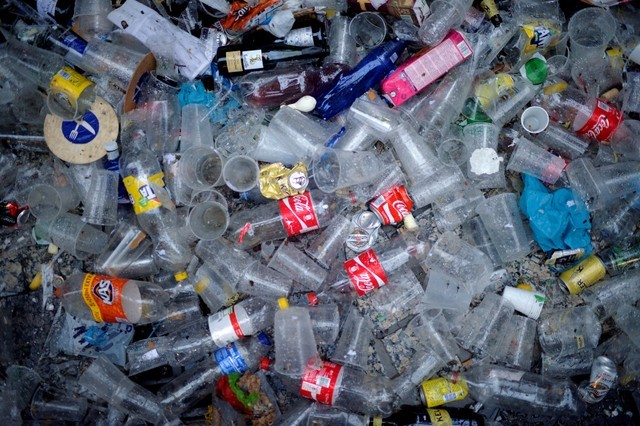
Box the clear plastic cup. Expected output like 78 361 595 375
81 169 119 226
475 193 531 264
222 155 260 192
268 241 328 292
461 215 502 267
180 104 213 152
312 148 385 193
239 263 293 299
437 138 469 166
178 145 225 190
495 315 537 370
532 122 589 160
30 387 88 422
386 122 440 185
188 201 229 241
327 15 357 68
28 183 80 221
308 304 340 345
507 137 565 184
332 120 377 152
408 164 466 209
538 306 602 358
35 213 108 259
331 307 372 370
433 188 484 232
274 303 319 377
455 293 515 359
568 8 617 61
349 12 387 48
422 268 473 314
305 215 354 268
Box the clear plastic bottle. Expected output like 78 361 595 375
452 364 583 415
333 233 430 296
127 297 275 374
120 130 191 272
228 189 353 249
298 358 395 416
157 333 271 415
55 273 169 324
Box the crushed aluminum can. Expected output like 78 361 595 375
368 185 413 225
1 201 30 228
346 210 381 253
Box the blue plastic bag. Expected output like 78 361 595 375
519 174 592 255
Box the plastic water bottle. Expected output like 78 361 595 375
158 333 272 415
127 298 275 374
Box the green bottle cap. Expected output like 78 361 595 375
521 56 548 85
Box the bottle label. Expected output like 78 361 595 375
300 359 343 405
420 377 468 408
214 343 249 375
37 0 57 17
81 274 129 323
576 100 624 142
49 67 94 112
343 249 388 296
225 51 244 73
427 408 453 426
559 255 606 295
208 305 254 347
522 24 561 54
278 191 320 236
284 27 314 47
369 186 413 225
62 34 88 54
123 172 166 215
242 50 264 71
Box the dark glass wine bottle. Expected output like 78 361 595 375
25 0 75 26
216 42 329 77
370 406 485 426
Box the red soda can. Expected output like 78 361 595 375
368 186 413 225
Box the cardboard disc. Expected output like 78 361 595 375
124 52 156 113
44 97 119 164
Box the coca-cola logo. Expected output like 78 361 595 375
291 194 312 214
352 273 376 293
586 115 610 139
392 200 409 217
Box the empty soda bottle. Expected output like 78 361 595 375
127 297 275 374
228 189 353 249
55 272 169 324
120 130 191 272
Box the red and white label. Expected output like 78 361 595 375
576 100 623 142
208 305 253 347
278 191 320 236
369 186 413 225
344 249 389 296
300 359 344 405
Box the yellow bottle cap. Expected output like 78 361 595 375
48 244 58 254
543 80 568 95
29 271 43 291
174 271 188 281
278 298 289 309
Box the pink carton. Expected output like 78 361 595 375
381 30 473 107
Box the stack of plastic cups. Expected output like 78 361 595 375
507 137 566 184
566 158 640 211
475 193 531 264
73 0 114 40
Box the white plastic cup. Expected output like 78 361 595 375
521 106 550 134
502 286 546 320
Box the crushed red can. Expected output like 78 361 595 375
368 186 413 225
1 201 29 228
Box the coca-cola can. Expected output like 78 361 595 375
368 185 413 225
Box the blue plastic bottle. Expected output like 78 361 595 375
313 39 407 120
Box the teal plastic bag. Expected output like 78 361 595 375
519 174 591 255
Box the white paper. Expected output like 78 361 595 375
108 0 213 80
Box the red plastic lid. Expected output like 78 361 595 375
307 292 319 306
260 357 271 371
